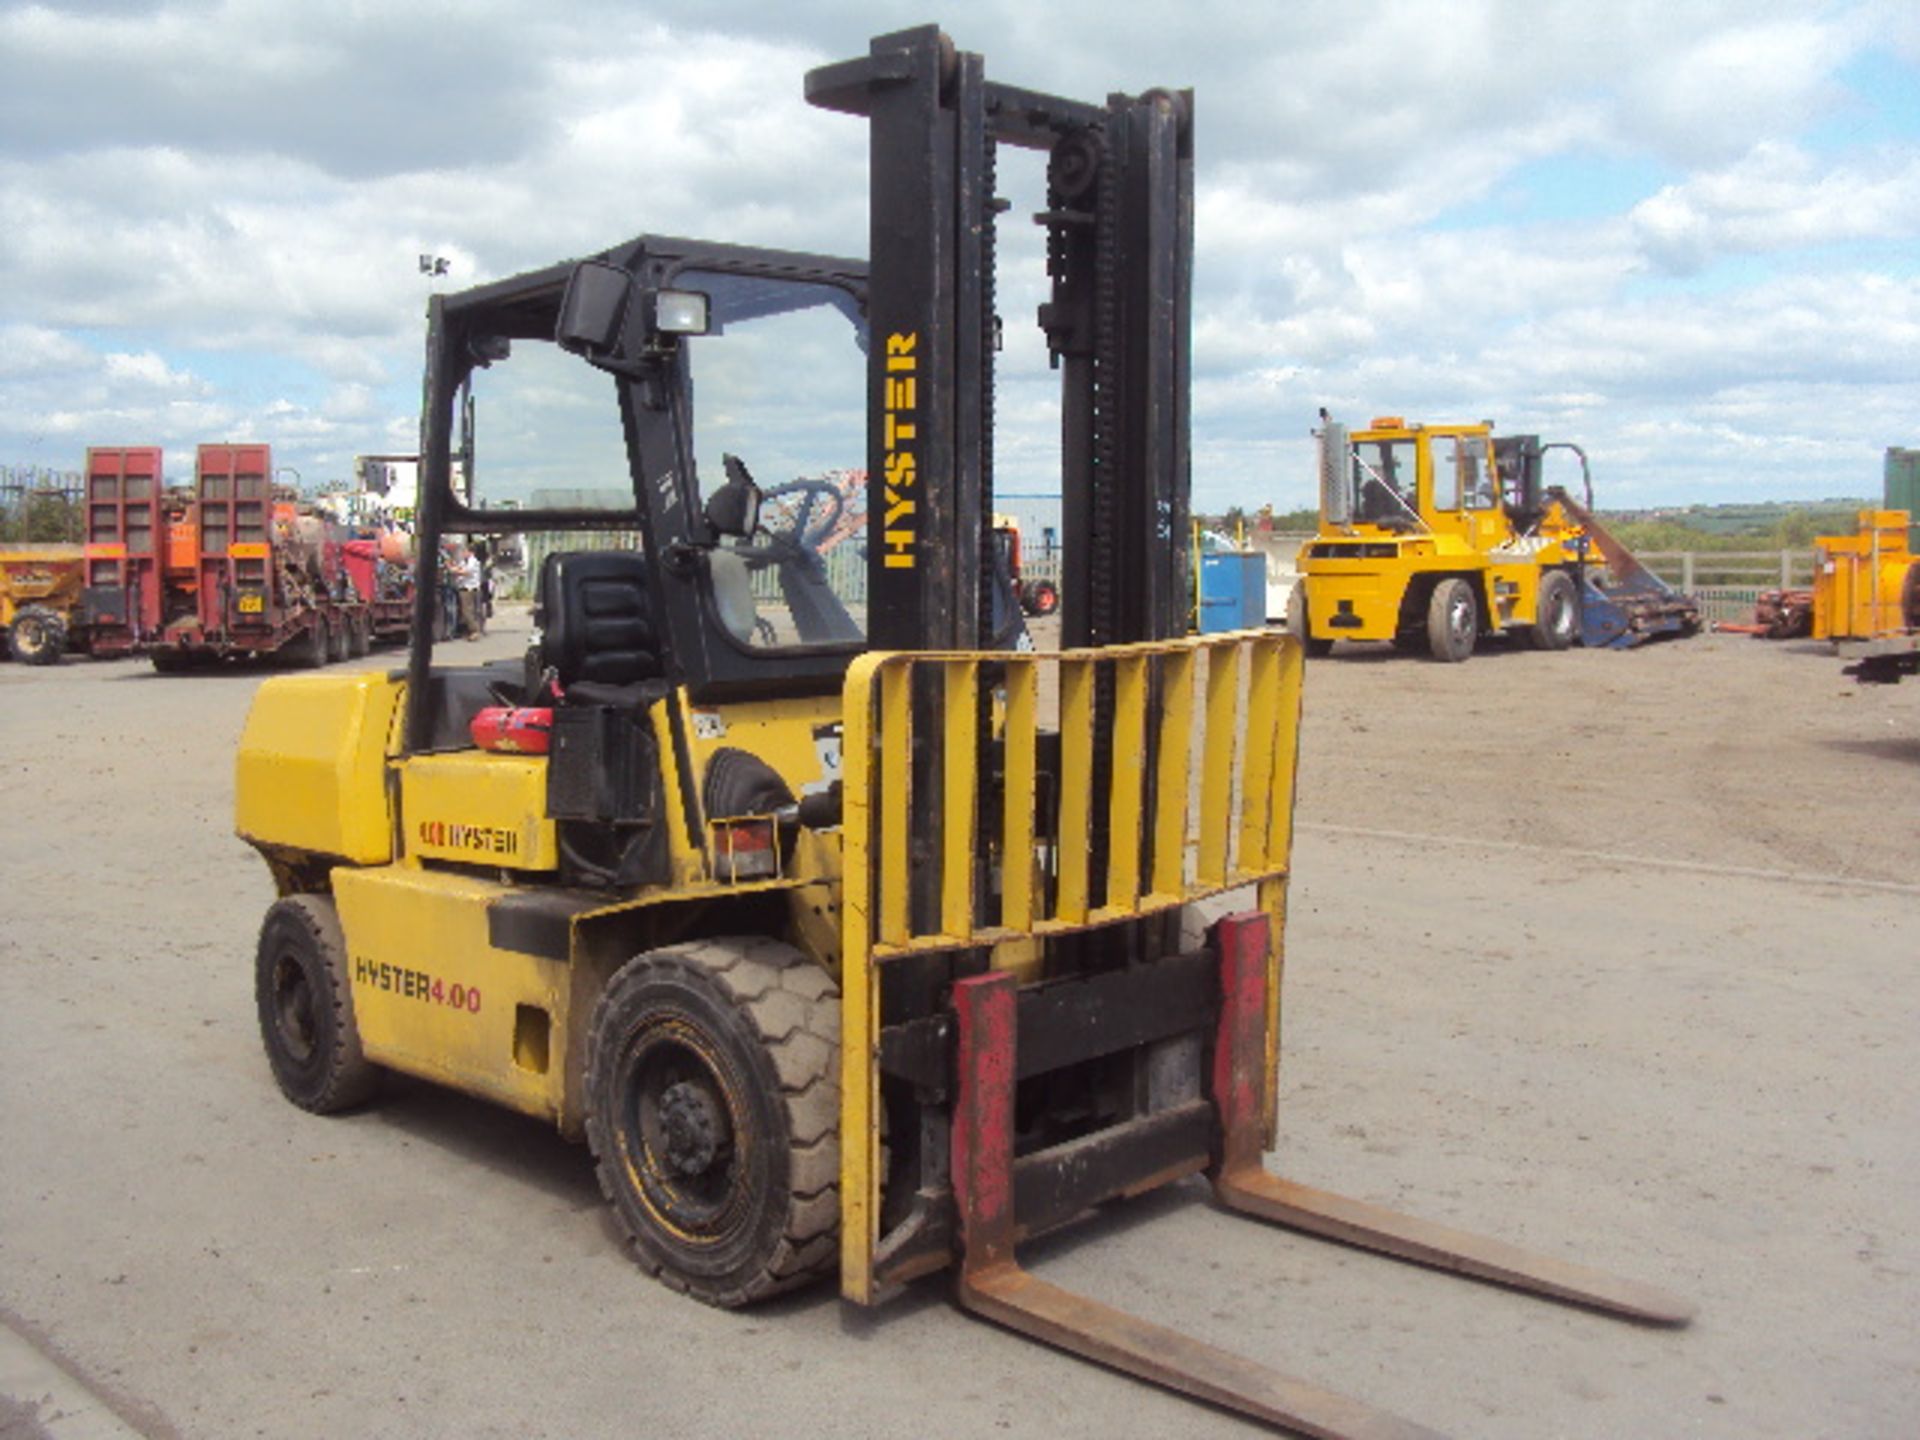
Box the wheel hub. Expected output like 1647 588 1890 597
273 956 316 1063
657 1078 729 1176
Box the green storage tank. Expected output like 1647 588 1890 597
1889 447 1920 550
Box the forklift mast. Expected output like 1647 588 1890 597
807 25 1193 652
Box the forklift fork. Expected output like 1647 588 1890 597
949 913 1692 1440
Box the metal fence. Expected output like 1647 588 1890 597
504 544 1805 625
1635 551 1814 625
1636 550 1814 590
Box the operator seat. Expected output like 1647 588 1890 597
707 547 762 646
533 549 663 707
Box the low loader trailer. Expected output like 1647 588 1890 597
83 443 411 670
235 27 1690 1438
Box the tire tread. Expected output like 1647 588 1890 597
584 936 839 1308
257 894 377 1113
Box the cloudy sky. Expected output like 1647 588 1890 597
2 0 1915 514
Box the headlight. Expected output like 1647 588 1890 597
654 289 710 335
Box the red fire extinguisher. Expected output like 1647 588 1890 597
469 707 553 755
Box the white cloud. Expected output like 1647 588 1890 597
0 323 93 379
1631 141 1920 272
0 0 1913 503
1615 14 1854 163
100 351 204 392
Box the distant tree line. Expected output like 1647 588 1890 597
1196 504 1319 535
1197 497 1863 550
0 469 84 543
1605 504 1867 553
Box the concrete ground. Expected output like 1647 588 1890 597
2 612 1916 1439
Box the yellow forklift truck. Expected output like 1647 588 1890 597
1291 415 1594 661
236 26 1688 1437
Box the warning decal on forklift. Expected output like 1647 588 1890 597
353 956 482 1012
812 723 841 780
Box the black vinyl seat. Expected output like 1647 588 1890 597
534 550 663 707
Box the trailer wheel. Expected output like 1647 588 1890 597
1529 571 1578 651
8 605 67 665
1286 584 1333 657
255 894 377 1114
348 616 371 658
1023 580 1059 617
280 624 323 669
1426 578 1477 662
326 618 351 664
586 937 839 1308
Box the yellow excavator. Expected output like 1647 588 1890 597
234 26 1690 1437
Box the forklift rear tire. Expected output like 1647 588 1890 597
255 895 377 1114
1529 571 1578 651
8 605 67 665
1427 578 1477 662
586 937 840 1308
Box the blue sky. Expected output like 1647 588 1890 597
1 0 1916 515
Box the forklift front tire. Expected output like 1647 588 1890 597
255 894 377 1114
586 938 840 1308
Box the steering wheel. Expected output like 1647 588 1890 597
757 478 846 552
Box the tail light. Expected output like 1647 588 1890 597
711 816 779 881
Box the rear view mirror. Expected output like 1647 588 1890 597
706 454 762 538
556 261 633 359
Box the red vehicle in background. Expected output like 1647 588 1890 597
993 513 1059 617
82 443 414 670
